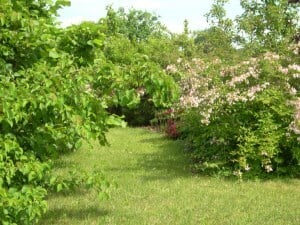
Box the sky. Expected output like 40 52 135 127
58 0 243 33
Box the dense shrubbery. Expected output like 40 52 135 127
58 7 181 126
96 9 180 125
174 48 300 177
166 0 300 178
0 1 116 224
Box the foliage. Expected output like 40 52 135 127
237 0 300 53
195 0 236 58
205 0 234 33
58 21 104 66
0 0 70 71
2 0 299 223
100 6 167 42
97 29 179 125
193 27 236 59
175 45 300 177
159 0 300 178
151 108 180 138
102 53 179 126
0 1 123 224
57 9 180 126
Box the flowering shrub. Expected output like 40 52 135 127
166 119 180 138
151 108 181 138
170 43 300 177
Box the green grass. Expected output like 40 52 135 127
39 127 300 225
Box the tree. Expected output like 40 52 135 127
237 0 300 53
190 0 237 59
193 27 236 58
58 21 104 66
0 1 116 223
99 6 167 42
0 0 71 70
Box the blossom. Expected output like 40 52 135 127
289 41 300 55
136 87 145 96
289 98 300 135
200 118 210 125
227 66 259 87
293 73 300 78
288 64 300 72
233 170 242 177
246 83 269 101
166 64 177 73
177 58 183 63
226 91 246 105
264 165 273 173
264 52 280 60
212 58 222 64
245 164 251 171
278 66 289 74
290 87 297 95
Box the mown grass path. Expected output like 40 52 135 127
40 128 300 225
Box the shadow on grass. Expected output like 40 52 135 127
46 188 92 199
104 135 193 181
40 206 109 224
135 135 193 181
137 131 300 183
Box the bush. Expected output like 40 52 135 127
99 53 179 126
0 1 117 223
173 46 300 178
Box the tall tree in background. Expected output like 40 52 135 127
100 6 167 42
237 0 299 53
193 0 236 59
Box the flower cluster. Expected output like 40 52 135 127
166 64 177 73
289 41 300 55
289 98 300 135
263 52 280 61
172 50 300 128
227 65 259 87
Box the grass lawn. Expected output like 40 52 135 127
39 127 300 225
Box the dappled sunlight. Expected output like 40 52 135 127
136 137 191 181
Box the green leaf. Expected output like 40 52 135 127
56 183 63 192
28 172 36 182
106 115 127 127
93 39 103 47
87 40 94 46
49 177 56 186
0 15 5 26
49 49 59 58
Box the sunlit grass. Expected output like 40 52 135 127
40 127 300 225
